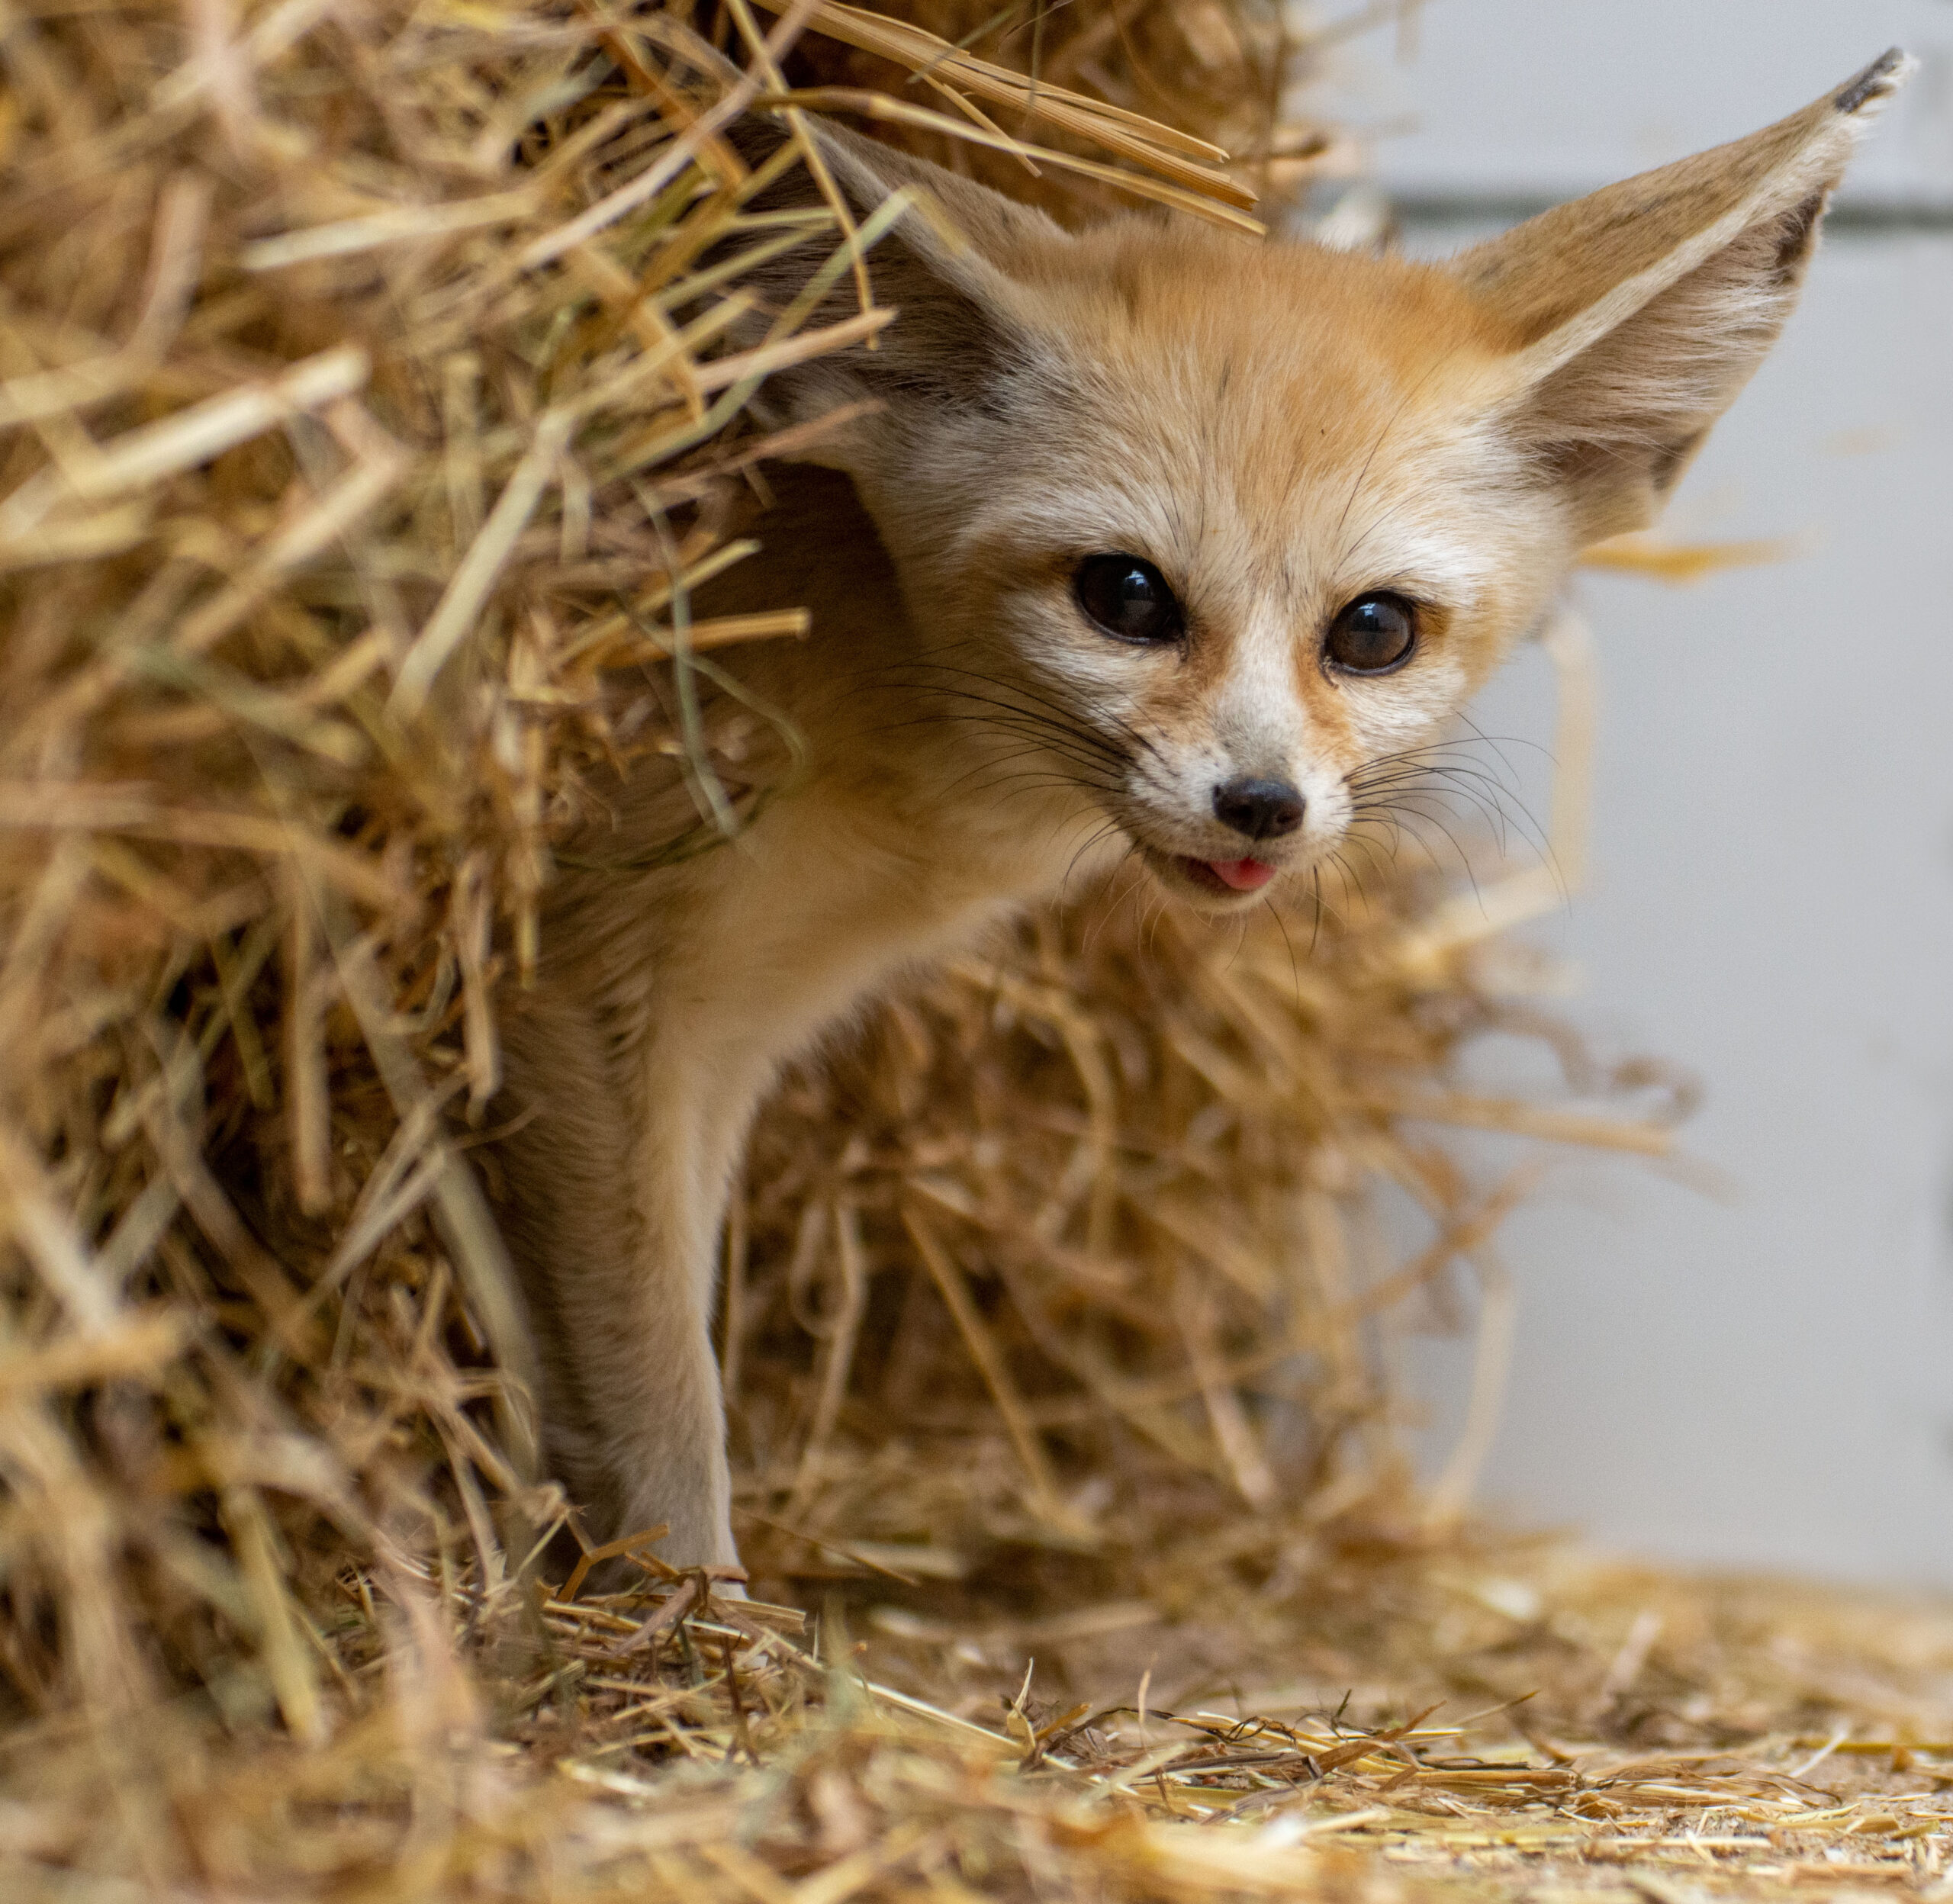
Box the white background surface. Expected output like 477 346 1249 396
1342 0 1953 207
1334 5 1953 1586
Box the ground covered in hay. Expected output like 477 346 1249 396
9 1528 1953 1899
3 0 1948 1896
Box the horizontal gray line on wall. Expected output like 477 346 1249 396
1385 192 1953 233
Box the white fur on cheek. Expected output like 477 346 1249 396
1347 652 1469 756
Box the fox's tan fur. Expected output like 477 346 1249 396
491 56 1907 1570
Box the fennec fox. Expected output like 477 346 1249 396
493 55 1906 1571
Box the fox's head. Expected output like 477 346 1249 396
740 53 1904 909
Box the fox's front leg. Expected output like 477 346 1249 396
598 1043 755 1569
494 987 742 1570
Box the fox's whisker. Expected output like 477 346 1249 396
886 642 1171 767
882 662 1145 768
1262 892 1305 1017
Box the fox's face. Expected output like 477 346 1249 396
848 238 1553 910
747 53 1904 909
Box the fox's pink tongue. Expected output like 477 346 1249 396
1205 857 1275 892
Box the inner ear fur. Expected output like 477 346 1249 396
1455 50 1910 544
716 118 1063 449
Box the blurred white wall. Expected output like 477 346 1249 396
1332 3 1953 1586
1351 0 1953 210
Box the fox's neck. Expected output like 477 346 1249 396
687 464 1110 898
541 466 1113 1098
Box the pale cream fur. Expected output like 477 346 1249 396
489 55 1907 1570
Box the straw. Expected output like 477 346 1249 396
7 2 1939 1899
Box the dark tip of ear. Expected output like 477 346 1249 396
1835 47 1907 116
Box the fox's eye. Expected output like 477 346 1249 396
1325 593 1417 674
1073 553 1183 645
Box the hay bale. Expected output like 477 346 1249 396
729 879 1570 1597
777 0 1356 214
0 0 1363 1734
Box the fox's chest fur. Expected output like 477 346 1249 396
487 58 1904 1574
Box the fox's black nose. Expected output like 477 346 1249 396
1212 776 1305 841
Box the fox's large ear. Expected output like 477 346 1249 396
1455 50 1910 544
717 120 1061 465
